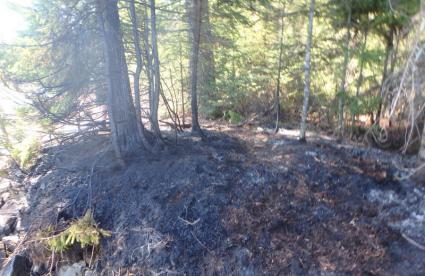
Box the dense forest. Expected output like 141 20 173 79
0 0 425 275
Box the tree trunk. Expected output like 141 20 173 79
376 28 394 125
129 0 151 148
142 1 154 115
97 0 142 160
149 0 162 137
299 0 315 141
129 0 142 125
350 28 368 132
337 1 352 140
198 0 216 108
275 9 285 133
390 33 400 74
420 121 425 160
188 0 202 133
179 41 186 126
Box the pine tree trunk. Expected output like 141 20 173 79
129 0 142 125
275 9 285 133
188 0 202 133
337 1 352 140
142 1 154 115
149 0 162 137
179 41 186 126
198 0 216 108
351 28 368 132
97 0 142 160
129 0 151 148
299 0 315 141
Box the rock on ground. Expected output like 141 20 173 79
58 262 86 276
0 255 32 276
0 215 17 237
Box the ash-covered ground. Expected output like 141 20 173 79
2 123 425 275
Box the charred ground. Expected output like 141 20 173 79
8 123 425 275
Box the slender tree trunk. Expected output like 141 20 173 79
149 0 162 137
129 0 142 124
390 33 400 74
275 9 285 133
198 0 216 108
337 1 352 140
129 0 151 148
351 28 368 132
179 41 186 126
420 121 425 160
188 0 202 133
142 1 154 114
376 28 394 125
97 0 142 160
299 0 315 141
414 73 425 159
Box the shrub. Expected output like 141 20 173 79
41 210 111 253
224 110 245 124
11 137 41 169
203 105 224 120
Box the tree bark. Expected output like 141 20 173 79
97 0 142 160
198 0 216 108
149 0 162 137
376 28 394 125
420 121 425 160
188 0 203 133
179 41 186 126
299 0 315 141
351 28 368 131
129 0 142 125
142 1 154 115
275 8 285 133
337 0 352 140
129 0 152 149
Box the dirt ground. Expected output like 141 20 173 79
13 122 425 275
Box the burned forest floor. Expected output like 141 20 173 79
2 122 425 275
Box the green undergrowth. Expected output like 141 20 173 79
39 210 111 253
224 110 245 124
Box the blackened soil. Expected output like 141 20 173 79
22 124 425 275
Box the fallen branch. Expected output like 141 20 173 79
178 216 200 226
401 232 425 251
393 161 425 181
190 231 213 255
